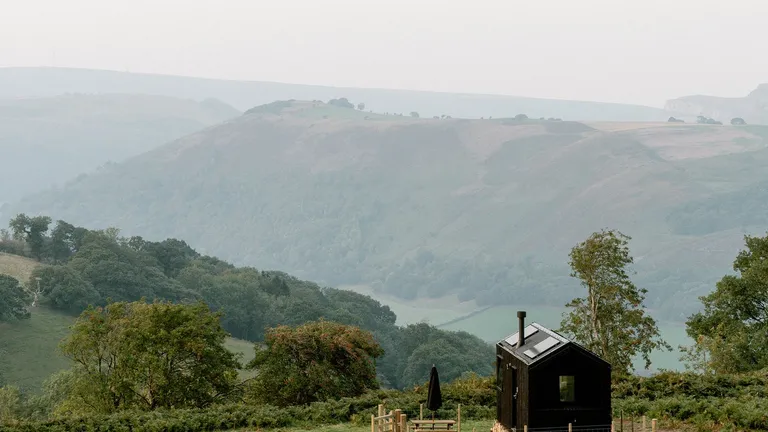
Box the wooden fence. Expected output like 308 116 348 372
492 416 658 432
372 405 408 432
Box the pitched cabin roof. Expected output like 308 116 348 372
497 322 609 368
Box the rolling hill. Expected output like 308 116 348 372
0 67 676 122
5 101 768 325
0 93 240 205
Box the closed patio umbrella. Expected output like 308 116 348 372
426 364 442 419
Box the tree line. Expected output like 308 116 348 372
0 214 493 391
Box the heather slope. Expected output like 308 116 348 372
0 93 240 204
7 101 768 322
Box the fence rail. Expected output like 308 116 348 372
493 416 658 432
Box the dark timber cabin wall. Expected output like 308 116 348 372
496 311 612 431
528 346 612 427
496 344 530 428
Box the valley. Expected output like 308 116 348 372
6 100 767 325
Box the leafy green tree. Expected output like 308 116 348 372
30 266 101 313
127 237 200 277
248 320 383 406
49 220 88 263
684 233 768 374
410 111 420 118
66 231 189 303
59 301 240 413
357 103 366 111
559 229 670 376
0 275 31 322
393 323 493 388
8 214 52 260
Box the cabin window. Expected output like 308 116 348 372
559 376 575 402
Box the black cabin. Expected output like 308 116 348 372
495 311 611 431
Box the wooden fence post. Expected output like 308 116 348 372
611 421 615 432
642 416 646 432
651 419 657 432
401 413 408 432
620 411 623 432
379 404 384 417
394 410 402 432
523 426 528 432
568 423 572 432
420 403 423 420
457 404 461 432
371 414 375 432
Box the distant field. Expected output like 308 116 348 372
0 252 38 283
437 304 691 373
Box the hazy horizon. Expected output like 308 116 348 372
3 0 768 108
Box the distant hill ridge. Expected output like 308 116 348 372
7 100 768 323
0 92 240 204
0 67 675 121
665 84 768 125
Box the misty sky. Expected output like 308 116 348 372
2 0 767 107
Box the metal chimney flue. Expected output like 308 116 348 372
517 311 527 348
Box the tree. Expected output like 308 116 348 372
59 301 240 413
515 114 528 120
684 233 768 374
731 117 747 125
248 320 383 406
668 116 684 123
328 98 355 109
0 275 31 322
49 220 88 263
410 111 420 118
30 266 101 313
357 103 366 111
559 229 670 376
8 214 52 260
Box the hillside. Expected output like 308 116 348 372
0 253 38 282
665 84 768 125
0 67 675 122
6 101 768 324
0 93 240 205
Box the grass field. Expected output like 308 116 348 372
0 252 38 283
0 306 73 391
